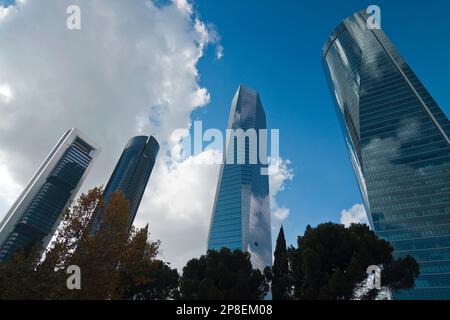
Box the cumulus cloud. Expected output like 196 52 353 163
0 5 11 21
0 0 217 259
173 0 193 15
340 203 369 227
135 149 222 269
0 0 290 270
0 0 217 183
215 44 224 60
0 83 12 103
0 151 23 213
0 1 218 169
134 152 294 269
269 158 294 222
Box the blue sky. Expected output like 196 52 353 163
191 0 450 247
0 0 14 7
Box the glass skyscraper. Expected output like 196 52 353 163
90 135 159 233
323 10 450 299
208 85 272 271
0 128 100 262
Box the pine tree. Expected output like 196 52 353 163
289 223 420 300
179 248 269 300
272 225 290 299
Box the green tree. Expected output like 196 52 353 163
179 248 269 300
0 246 46 299
122 260 180 300
288 223 420 300
272 225 291 299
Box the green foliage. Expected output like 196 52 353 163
288 222 420 300
122 260 180 300
179 248 269 300
272 225 291 300
0 191 420 301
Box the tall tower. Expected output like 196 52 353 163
0 128 100 261
323 10 450 299
208 85 272 271
90 136 159 233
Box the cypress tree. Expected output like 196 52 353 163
272 225 290 299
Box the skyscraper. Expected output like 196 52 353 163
0 128 100 262
90 135 159 233
208 85 272 271
323 10 450 299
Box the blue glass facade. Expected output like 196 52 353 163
90 136 159 233
208 85 272 271
323 11 450 299
0 130 98 262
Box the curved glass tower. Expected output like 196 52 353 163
323 10 450 299
0 128 100 261
208 85 272 271
90 135 159 233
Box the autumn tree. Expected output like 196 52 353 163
0 187 178 300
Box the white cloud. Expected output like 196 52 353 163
173 0 193 15
135 149 221 270
0 0 217 262
215 44 224 60
0 83 13 103
273 207 289 220
340 203 368 227
133 151 294 270
0 0 215 184
269 158 294 222
0 152 23 209
193 17 222 60
0 0 289 271
268 157 293 260
0 6 11 22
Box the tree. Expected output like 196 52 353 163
288 223 420 300
272 225 291 299
122 260 180 300
0 187 178 300
0 246 46 299
179 248 269 300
